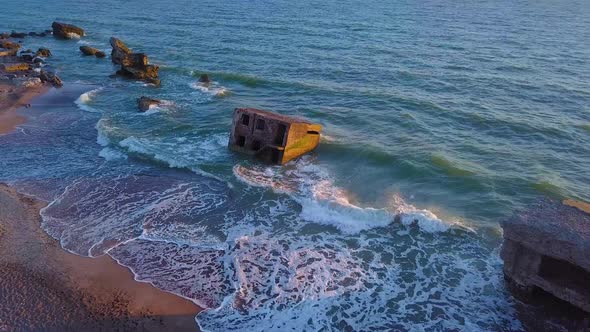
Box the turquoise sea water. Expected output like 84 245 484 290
1 0 589 330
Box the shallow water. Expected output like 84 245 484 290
1 0 589 330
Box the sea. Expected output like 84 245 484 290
1 0 589 330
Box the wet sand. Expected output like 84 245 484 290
0 184 201 331
0 82 49 135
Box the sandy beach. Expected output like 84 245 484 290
0 183 201 331
0 82 49 135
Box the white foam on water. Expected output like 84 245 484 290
99 147 127 161
119 133 229 169
190 82 230 97
75 87 103 113
141 100 175 116
233 156 450 234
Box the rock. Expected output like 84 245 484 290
137 96 161 112
110 37 160 85
36 47 52 57
33 57 44 64
198 74 211 84
51 22 84 39
228 108 322 164
1 63 31 72
80 45 99 56
0 49 18 57
21 54 34 62
501 199 590 313
95 50 106 58
20 49 32 54
39 70 63 87
10 31 27 39
28 32 38 36
110 37 131 64
1 40 21 50
45 29 52 34
39 32 47 37
0 32 9 39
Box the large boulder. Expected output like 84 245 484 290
110 37 131 64
51 22 84 39
110 37 160 85
137 96 161 112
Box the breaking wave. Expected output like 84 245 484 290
75 87 103 113
189 82 230 97
233 156 452 234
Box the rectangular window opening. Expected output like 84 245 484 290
236 135 246 147
241 114 250 126
256 119 265 130
274 124 287 145
252 140 261 151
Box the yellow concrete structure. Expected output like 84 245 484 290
228 108 321 164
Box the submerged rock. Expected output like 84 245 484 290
137 96 161 111
198 74 211 84
501 199 590 313
51 22 84 39
10 31 27 39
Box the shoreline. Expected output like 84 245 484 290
0 183 201 331
0 82 50 135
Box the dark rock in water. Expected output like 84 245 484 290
28 32 38 36
45 29 52 34
120 53 148 67
110 37 160 85
0 32 9 39
51 22 84 39
110 37 131 65
198 74 211 84
501 199 590 313
1 40 21 50
10 31 27 39
20 49 32 54
36 47 52 57
39 32 47 37
21 54 34 62
95 50 106 58
33 57 44 64
117 64 160 85
137 96 161 112
39 69 63 87
79 45 99 56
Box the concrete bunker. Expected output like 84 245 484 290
500 199 590 313
228 108 321 165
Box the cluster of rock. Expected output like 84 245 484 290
110 37 160 86
501 199 590 313
1 32 62 88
